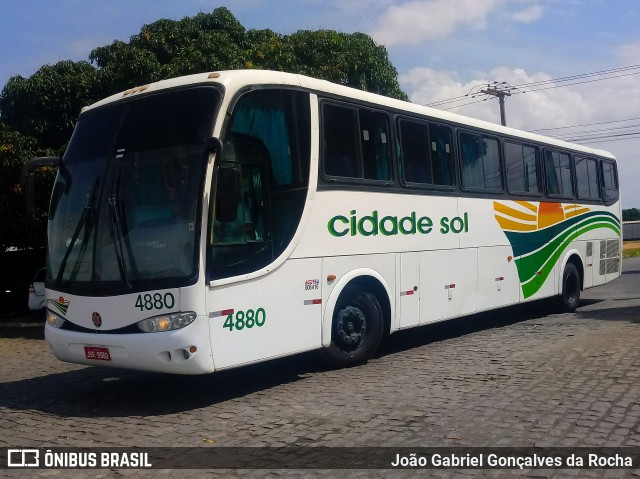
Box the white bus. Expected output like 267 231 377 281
36 70 621 374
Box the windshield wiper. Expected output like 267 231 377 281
55 178 99 286
108 167 132 290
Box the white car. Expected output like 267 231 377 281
28 267 46 313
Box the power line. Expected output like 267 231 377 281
567 132 640 144
549 122 640 137
520 70 640 93
529 117 640 144
440 97 490 111
512 64 640 89
423 63 640 111
531 117 640 132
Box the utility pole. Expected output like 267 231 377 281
480 86 511 126
468 81 522 127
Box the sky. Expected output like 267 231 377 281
1 0 639 208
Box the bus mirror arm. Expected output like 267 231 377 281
215 166 239 223
205 137 223 154
21 156 61 216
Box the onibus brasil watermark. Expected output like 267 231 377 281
3 447 638 470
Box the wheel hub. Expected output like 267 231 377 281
336 305 367 351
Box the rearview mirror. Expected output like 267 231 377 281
21 156 61 216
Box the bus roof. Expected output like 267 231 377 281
83 69 615 160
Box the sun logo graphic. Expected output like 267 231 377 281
493 201 621 299
47 296 70 316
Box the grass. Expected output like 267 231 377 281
623 248 640 258
623 240 640 258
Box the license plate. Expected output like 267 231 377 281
84 346 111 361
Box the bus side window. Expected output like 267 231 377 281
360 110 391 181
544 150 573 197
323 104 359 178
429 124 454 186
601 160 619 203
322 102 391 182
209 89 311 280
575 156 600 200
459 132 502 191
398 119 430 184
505 141 540 194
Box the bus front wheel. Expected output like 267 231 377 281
559 262 581 313
321 284 383 368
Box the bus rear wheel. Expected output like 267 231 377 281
559 262 581 313
321 284 383 368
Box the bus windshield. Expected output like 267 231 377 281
47 87 220 292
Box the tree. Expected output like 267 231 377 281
0 129 54 251
1 7 407 149
89 8 407 99
623 208 640 221
0 7 408 251
0 61 100 151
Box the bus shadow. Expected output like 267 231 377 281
0 302 553 417
376 300 561 358
1 298 632 419
577 304 640 324
0 350 324 418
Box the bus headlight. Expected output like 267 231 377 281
46 311 66 328
137 312 197 333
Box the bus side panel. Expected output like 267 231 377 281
208 258 322 370
399 252 420 329
459 197 521 308
477 246 520 311
419 248 477 324
520 254 557 302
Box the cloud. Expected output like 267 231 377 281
510 5 543 24
370 0 503 46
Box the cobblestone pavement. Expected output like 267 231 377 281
1 258 640 479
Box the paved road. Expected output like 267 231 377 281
1 258 640 478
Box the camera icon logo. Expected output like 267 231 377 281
7 449 40 467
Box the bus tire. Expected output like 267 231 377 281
559 262 581 313
321 284 383 368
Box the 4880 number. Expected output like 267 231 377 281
223 308 266 332
135 292 175 311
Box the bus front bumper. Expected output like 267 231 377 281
44 316 215 375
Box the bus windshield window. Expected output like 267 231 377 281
47 87 220 289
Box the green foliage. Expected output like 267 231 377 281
623 208 640 221
0 128 55 250
86 7 406 99
0 61 100 150
0 6 408 250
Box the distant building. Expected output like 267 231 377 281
623 221 640 240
